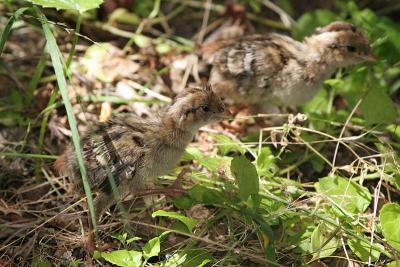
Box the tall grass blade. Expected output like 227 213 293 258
35 7 97 232
0 152 58 159
0 7 29 56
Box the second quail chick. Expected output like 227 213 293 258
55 85 228 215
208 21 375 112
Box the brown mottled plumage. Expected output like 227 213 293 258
55 85 228 215
208 21 375 110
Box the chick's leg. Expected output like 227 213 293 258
93 191 115 216
136 169 189 199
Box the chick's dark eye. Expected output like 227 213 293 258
201 105 210 112
346 45 357 52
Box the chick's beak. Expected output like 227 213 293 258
361 53 377 62
215 108 232 120
360 46 377 62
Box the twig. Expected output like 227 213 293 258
259 0 295 28
196 0 212 44
332 99 362 169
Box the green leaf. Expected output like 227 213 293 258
256 147 277 178
387 261 400 267
310 222 339 259
100 250 142 267
152 210 198 233
111 232 128 244
211 133 245 155
173 195 195 209
162 253 187 267
348 238 382 262
380 203 400 252
188 185 222 205
0 7 29 56
93 250 102 260
315 176 371 214
143 236 161 260
111 233 141 246
182 249 213 267
172 221 192 234
360 86 397 124
161 249 213 267
126 236 141 245
183 147 231 172
230 156 259 200
27 0 103 13
387 124 400 142
302 87 331 115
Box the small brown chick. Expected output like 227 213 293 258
208 21 375 111
55 85 228 215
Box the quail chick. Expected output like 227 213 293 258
55 85 228 215
208 21 375 111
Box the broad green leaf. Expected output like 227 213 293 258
302 87 331 115
172 221 192 234
126 237 141 245
310 222 339 259
380 203 400 252
231 156 259 200
387 124 400 142
348 238 382 262
360 86 397 124
182 249 213 267
93 250 102 260
152 210 197 233
315 176 371 214
111 232 141 246
111 232 128 244
100 250 142 267
27 0 103 13
162 253 187 267
173 195 195 209
161 249 213 267
143 236 160 260
211 133 245 155
134 0 155 17
195 259 211 267
387 261 400 267
256 147 277 178
183 147 230 172
187 185 222 205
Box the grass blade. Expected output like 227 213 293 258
0 152 58 160
0 7 29 56
35 7 97 232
